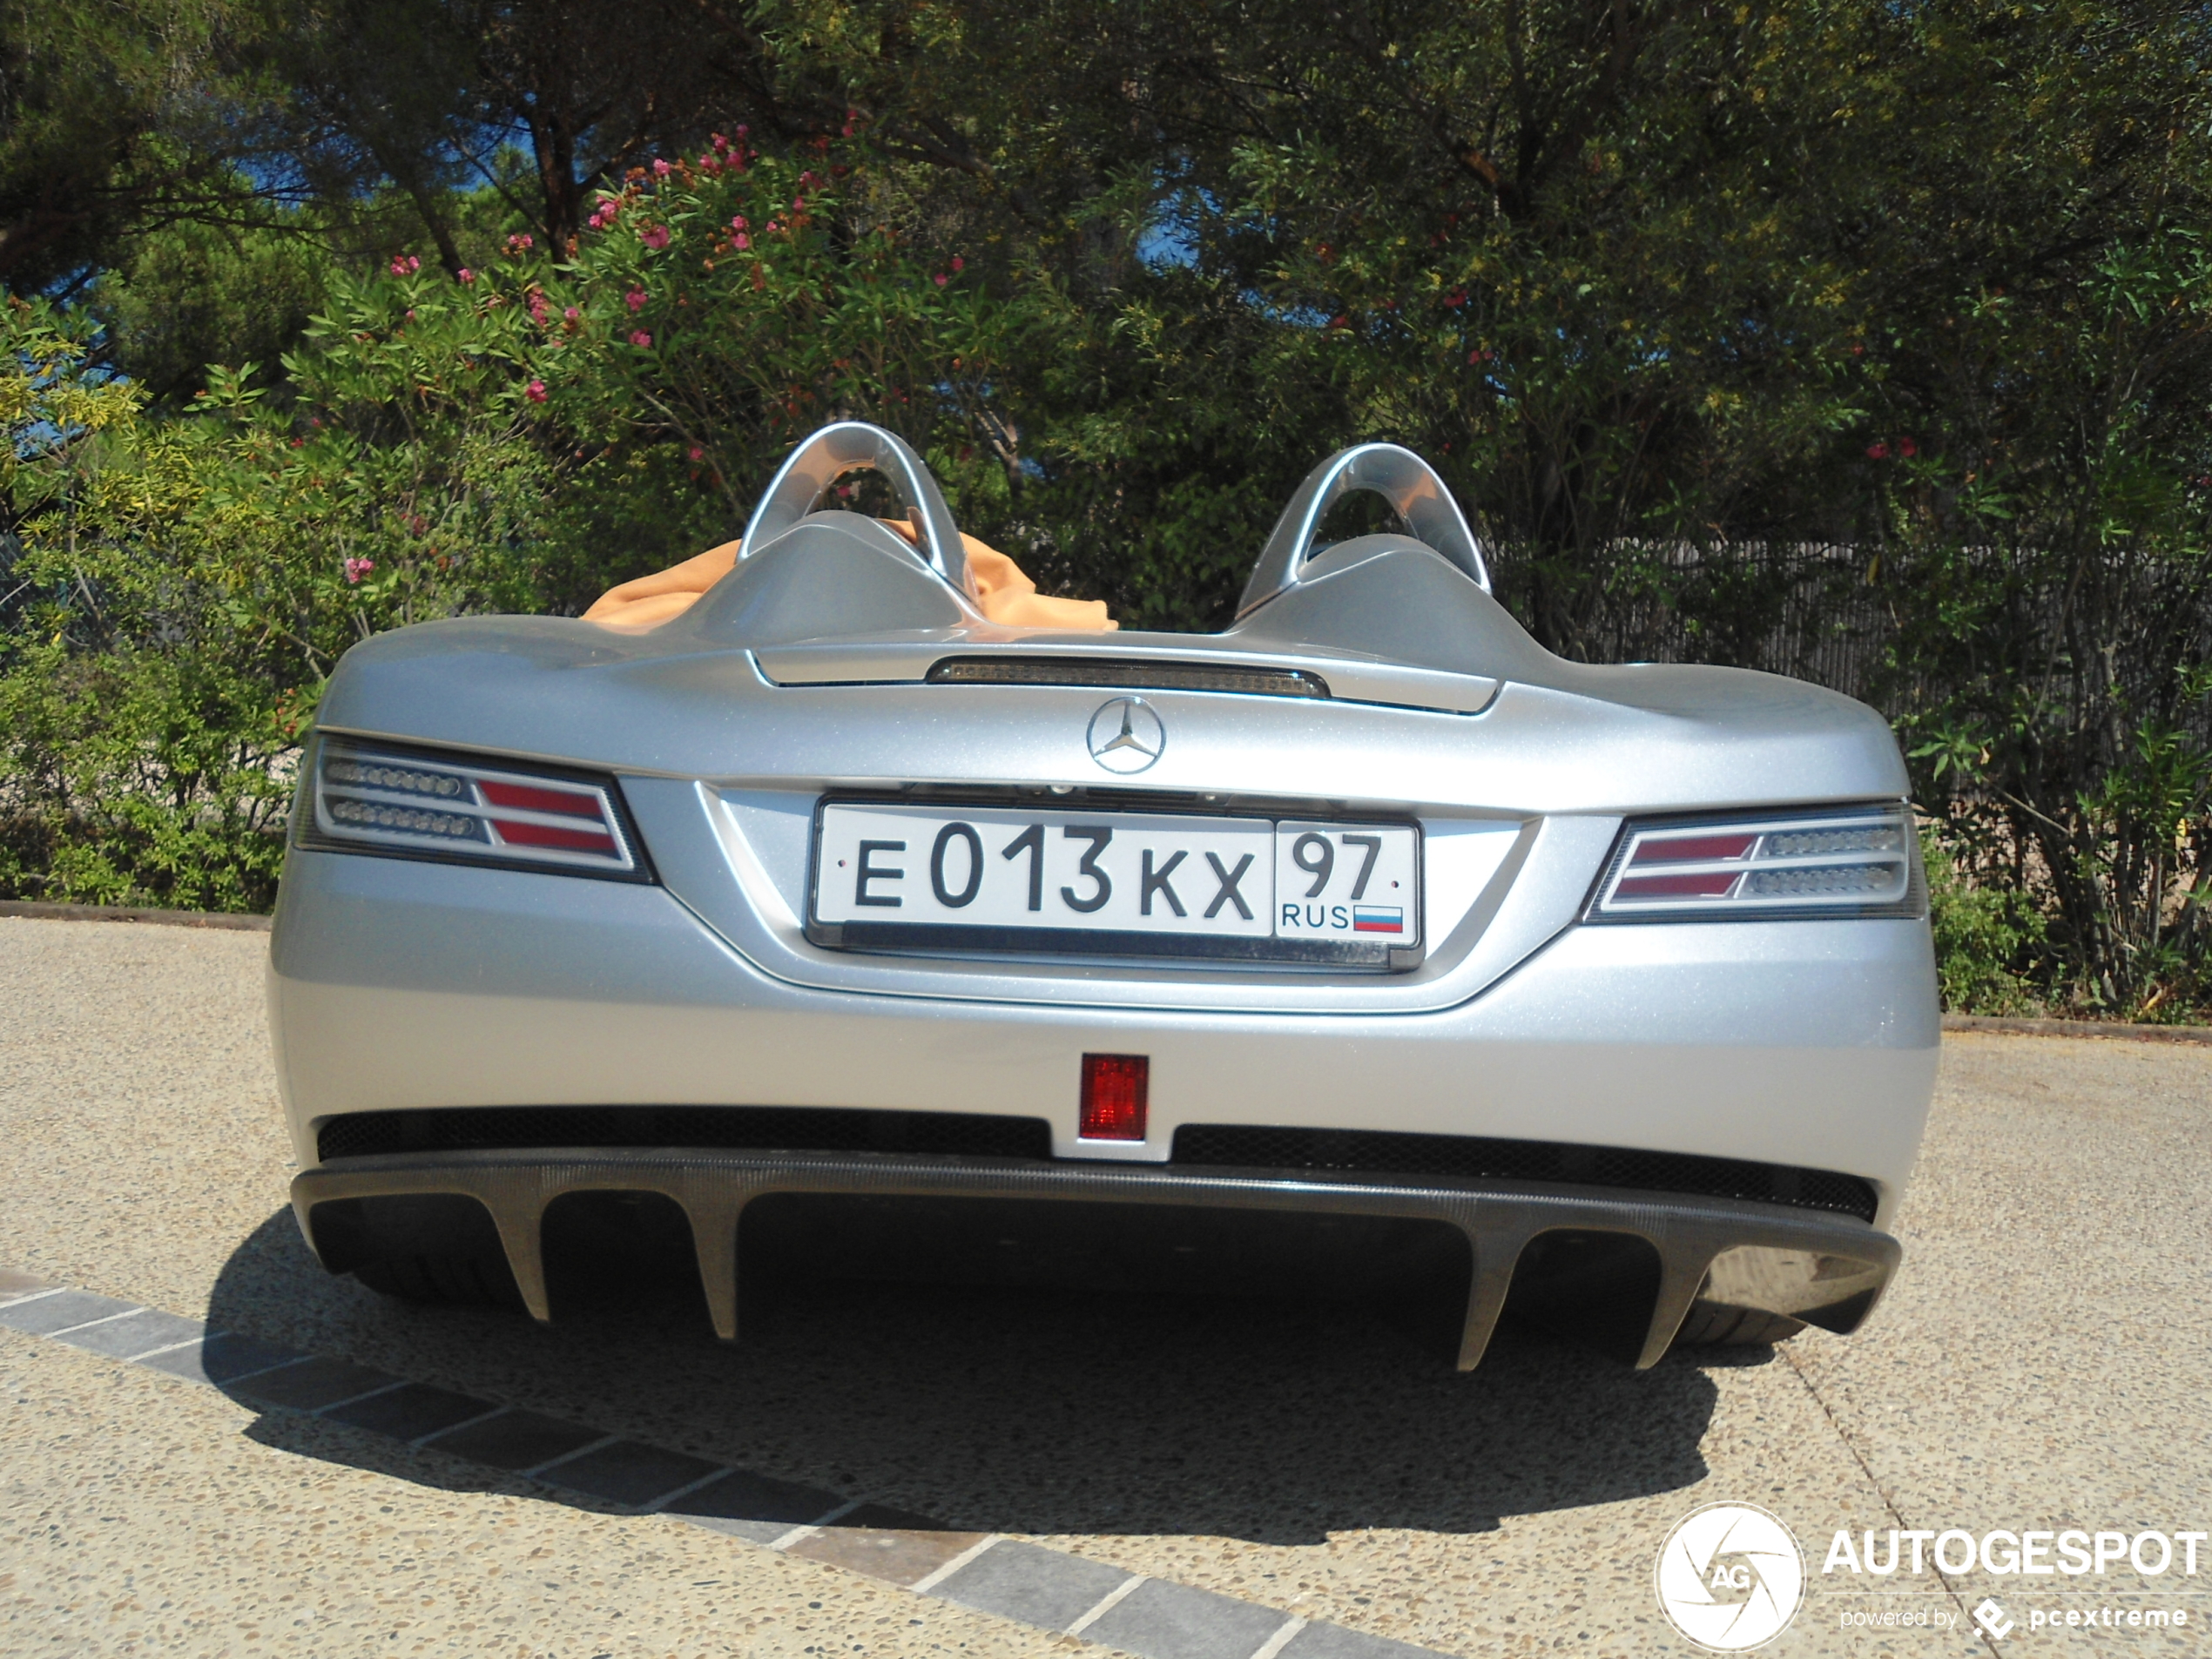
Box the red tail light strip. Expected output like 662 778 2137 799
477 779 609 820
489 819 621 854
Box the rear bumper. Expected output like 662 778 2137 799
290 1148 1899 1370
269 849 1941 1224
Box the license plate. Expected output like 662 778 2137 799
808 802 1420 966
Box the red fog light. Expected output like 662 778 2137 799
1079 1054 1149 1141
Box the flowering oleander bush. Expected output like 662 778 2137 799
0 140 1047 909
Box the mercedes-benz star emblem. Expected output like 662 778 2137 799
1086 696 1165 774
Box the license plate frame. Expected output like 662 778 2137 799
805 797 1423 969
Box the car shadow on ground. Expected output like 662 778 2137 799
206 1201 1744 1546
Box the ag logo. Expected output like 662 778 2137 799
1655 1501 1805 1651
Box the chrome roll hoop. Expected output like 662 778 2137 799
1237 442 1490 618
737 421 975 601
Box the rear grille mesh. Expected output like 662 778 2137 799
318 1106 1052 1163
927 656 1328 698
1170 1125 1878 1222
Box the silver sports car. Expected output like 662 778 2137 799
271 421 1938 1368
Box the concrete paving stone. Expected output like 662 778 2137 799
833 1501 958 1532
231 1352 400 1411
51 1305 204 1359
135 1327 300 1385
416 1405 604 1471
320 1379 496 1440
786 1521 990 1586
1084 1575 1294 1659
0 1264 50 1297
932 1537 1135 1631
0 1285 138 1335
1279 1620 1442 1659
539 1436 725 1505
664 1466 847 1542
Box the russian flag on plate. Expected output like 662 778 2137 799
1352 905 1404 934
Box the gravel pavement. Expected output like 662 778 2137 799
3 914 2209 1657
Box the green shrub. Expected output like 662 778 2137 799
1919 825 2048 1017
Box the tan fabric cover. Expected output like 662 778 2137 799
583 519 1114 633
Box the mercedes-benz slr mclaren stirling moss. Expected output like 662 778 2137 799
272 421 1939 1369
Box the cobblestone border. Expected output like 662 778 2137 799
0 1264 1441 1659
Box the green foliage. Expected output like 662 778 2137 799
1881 228 2212 1018
89 218 334 406
1920 826 2047 1017
0 0 267 293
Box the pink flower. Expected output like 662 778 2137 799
630 330 652 347
388 253 421 276
343 557 375 584
1865 442 1891 461
792 196 805 212
506 232 534 253
951 255 964 272
652 158 672 176
934 273 948 287
1898 437 1919 458
731 215 748 231
687 445 705 461
711 132 729 152
735 125 749 138
524 380 548 403
457 267 474 283
563 306 580 321
640 225 671 250
626 287 648 312
732 233 750 251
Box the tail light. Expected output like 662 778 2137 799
1079 1054 1150 1141
301 736 647 880
1586 803 1921 922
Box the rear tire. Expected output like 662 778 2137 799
312 1193 523 1310
352 1247 521 1308
1671 1300 1804 1349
